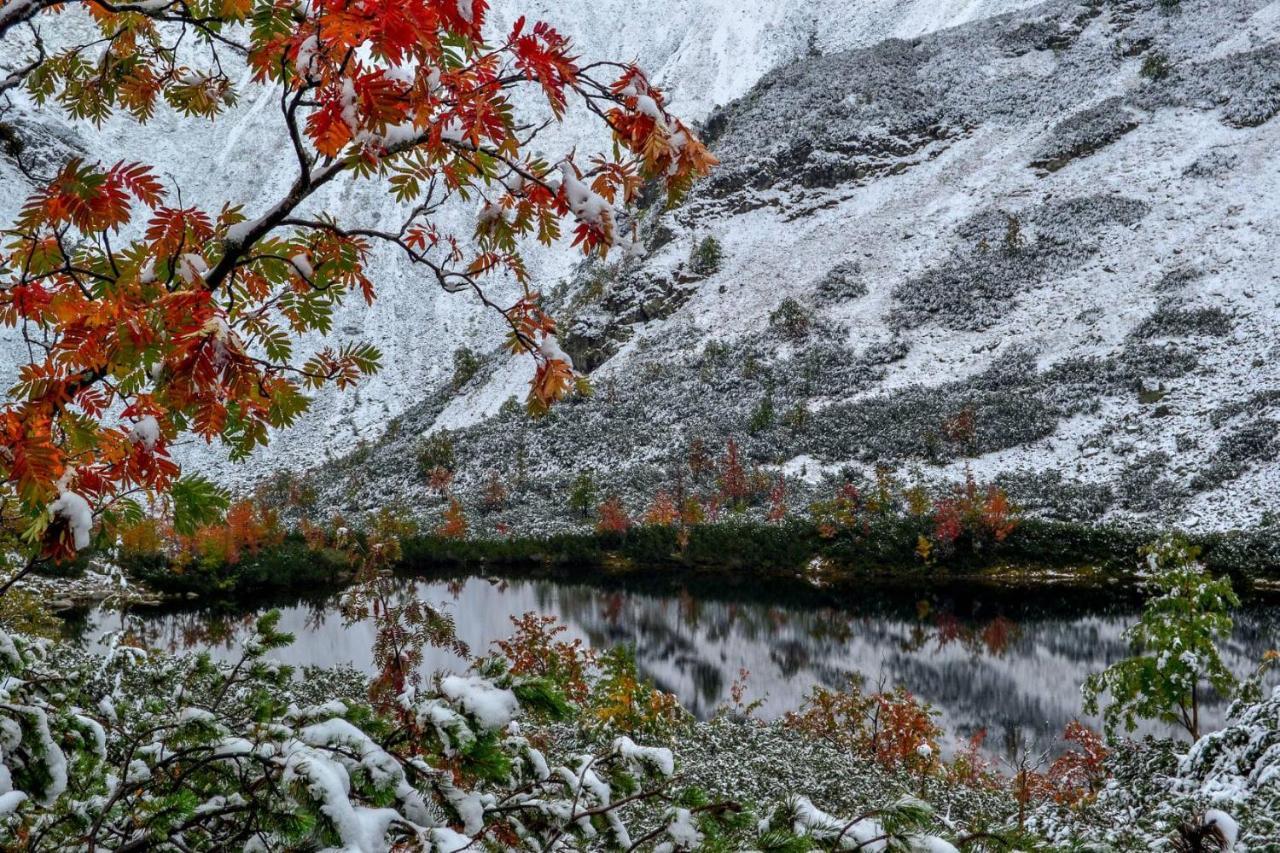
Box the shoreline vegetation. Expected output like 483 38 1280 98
97 516 1280 605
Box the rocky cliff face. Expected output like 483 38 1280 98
4 0 1277 531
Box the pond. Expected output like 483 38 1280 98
71 573 1280 759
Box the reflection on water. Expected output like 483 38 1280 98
76 575 1280 759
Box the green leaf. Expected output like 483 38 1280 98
170 475 230 536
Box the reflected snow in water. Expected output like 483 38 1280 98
77 575 1280 758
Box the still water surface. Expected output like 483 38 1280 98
77 574 1280 757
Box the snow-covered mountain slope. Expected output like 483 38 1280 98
0 0 1039 486
302 0 1280 533
3 0 1277 532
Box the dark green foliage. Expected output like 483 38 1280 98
769 298 811 341
511 677 574 720
748 395 775 434
416 430 456 476
689 235 724 277
1083 538 1239 740
1141 51 1172 80
1002 213 1024 255
568 470 598 519
120 534 353 597
170 475 231 536
451 346 482 389
782 403 810 433
131 515 1280 607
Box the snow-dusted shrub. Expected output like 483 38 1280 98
1142 51 1173 81
1176 661 1280 845
993 469 1114 523
1192 418 1280 491
768 298 812 342
0 615 708 851
1132 301 1233 339
450 347 482 390
1033 680 1280 849
1117 451 1187 515
687 236 723 278
1030 97 1140 172
416 431 456 480
891 194 1149 331
814 261 868 305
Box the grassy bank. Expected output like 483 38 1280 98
113 516 1280 601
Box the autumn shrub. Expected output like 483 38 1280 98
946 729 1002 790
588 646 688 738
438 498 469 540
785 675 941 775
1041 721 1109 806
117 495 285 578
809 469 914 541
643 491 680 526
918 473 1020 561
717 437 752 509
480 470 509 513
595 495 633 535
811 483 860 539
941 407 978 455
494 612 596 706
766 478 787 523
177 497 284 568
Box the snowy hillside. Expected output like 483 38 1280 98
3 0 1278 531
0 0 1039 474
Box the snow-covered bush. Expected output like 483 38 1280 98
686 236 723 278
0 605 1005 851
768 298 812 342
1031 679 1280 849
0 615 704 851
1177 677 1280 846
416 431 457 484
